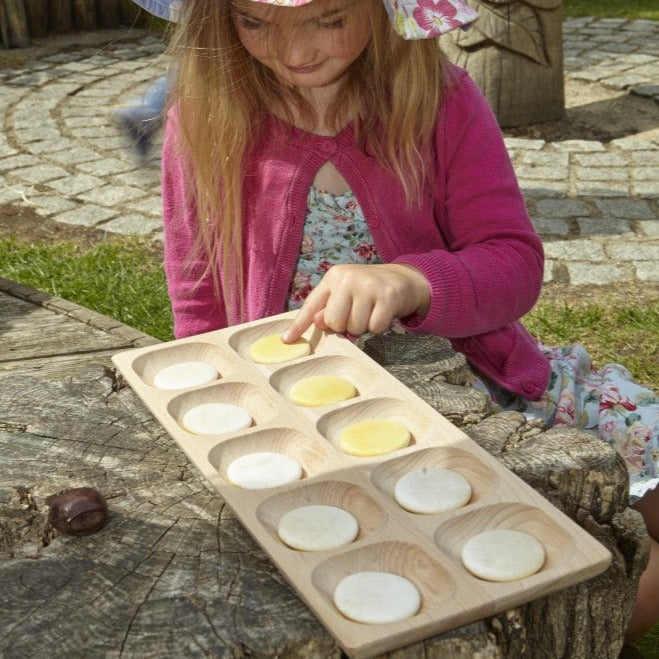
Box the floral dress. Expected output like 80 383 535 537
287 187 659 504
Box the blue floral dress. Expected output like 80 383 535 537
286 187 659 503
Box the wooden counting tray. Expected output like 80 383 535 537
112 311 612 658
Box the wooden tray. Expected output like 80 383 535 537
112 311 611 658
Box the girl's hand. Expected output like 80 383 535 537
281 264 430 343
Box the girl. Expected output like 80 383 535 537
134 0 657 644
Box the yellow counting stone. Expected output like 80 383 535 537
248 333 311 364
339 418 411 457
288 375 357 407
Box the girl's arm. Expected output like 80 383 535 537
162 108 227 338
393 67 544 338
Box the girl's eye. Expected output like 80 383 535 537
237 16 263 30
317 18 346 30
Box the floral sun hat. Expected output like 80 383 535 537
131 0 478 38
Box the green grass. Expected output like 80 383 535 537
0 236 173 341
563 0 659 20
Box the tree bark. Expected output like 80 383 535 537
72 0 96 30
0 0 30 47
23 0 48 38
49 0 73 33
442 0 565 127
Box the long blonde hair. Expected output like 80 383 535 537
167 0 446 323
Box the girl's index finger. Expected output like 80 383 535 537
281 305 322 344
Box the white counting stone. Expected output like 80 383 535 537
394 467 472 514
461 528 546 582
277 505 359 551
227 451 302 489
333 571 421 625
153 361 219 390
182 402 252 435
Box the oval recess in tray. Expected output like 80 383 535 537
207 427 332 486
311 540 455 621
316 397 433 456
256 479 388 548
131 342 233 389
371 446 498 512
433 501 573 582
228 318 316 364
167 381 279 435
269 355 377 407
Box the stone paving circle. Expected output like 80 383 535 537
0 18 657 288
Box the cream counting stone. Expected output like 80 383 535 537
227 451 302 489
277 504 359 551
288 375 357 407
394 467 472 514
461 528 546 582
249 333 311 364
339 418 411 457
333 571 421 625
153 361 219 390
182 402 252 435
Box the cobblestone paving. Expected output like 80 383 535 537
0 18 657 287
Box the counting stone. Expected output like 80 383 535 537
153 361 219 390
333 571 421 624
394 467 472 514
277 504 359 551
249 334 311 364
461 528 546 582
288 375 357 407
227 451 302 489
339 418 411 457
181 402 252 435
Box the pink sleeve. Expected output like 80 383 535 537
396 68 544 338
161 108 227 338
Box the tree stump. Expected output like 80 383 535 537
442 0 565 127
72 0 95 31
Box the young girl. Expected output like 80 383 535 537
134 0 657 643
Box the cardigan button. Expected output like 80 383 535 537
522 381 536 395
319 138 336 154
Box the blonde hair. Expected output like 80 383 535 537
167 0 446 323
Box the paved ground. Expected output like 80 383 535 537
0 17 657 288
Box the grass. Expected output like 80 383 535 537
563 0 659 20
0 236 173 341
2 234 657 388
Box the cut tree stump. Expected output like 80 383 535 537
0 287 648 658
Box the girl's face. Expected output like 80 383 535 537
231 0 372 92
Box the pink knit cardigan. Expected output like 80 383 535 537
161 65 550 399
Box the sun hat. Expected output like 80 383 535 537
131 0 478 38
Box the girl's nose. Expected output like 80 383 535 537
279 29 317 67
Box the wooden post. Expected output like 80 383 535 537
442 0 565 128
72 0 96 30
119 0 142 25
97 0 121 28
23 0 48 38
49 0 73 33
0 0 31 46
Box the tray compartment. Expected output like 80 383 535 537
311 540 456 619
167 380 279 434
269 355 377 406
370 446 498 512
130 341 233 388
255 479 389 548
207 426 332 485
316 397 433 455
433 501 573 581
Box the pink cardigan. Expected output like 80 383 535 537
161 64 550 399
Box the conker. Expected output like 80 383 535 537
47 487 108 535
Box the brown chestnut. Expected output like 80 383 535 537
47 487 108 535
